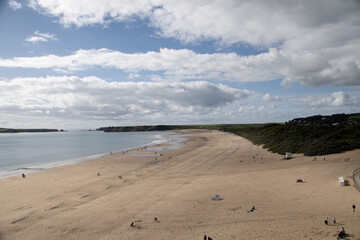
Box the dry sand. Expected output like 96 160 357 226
0 130 359 240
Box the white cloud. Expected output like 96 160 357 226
0 48 283 83
127 73 140 79
25 31 58 43
27 0 360 46
25 0 360 88
1 47 359 87
28 0 155 27
298 91 359 107
2 76 358 128
262 93 281 101
8 0 22 10
0 76 257 123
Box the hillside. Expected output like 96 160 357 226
219 123 360 156
98 113 360 156
288 113 360 126
217 113 360 156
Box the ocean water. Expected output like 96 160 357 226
0 130 171 179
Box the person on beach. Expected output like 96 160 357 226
22 173 25 178
338 227 345 238
333 217 336 224
154 217 160 223
324 217 328 225
130 222 134 227
352 204 356 212
248 206 256 213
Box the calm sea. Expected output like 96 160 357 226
0 130 170 179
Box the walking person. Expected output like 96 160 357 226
333 217 336 224
324 217 328 225
353 204 356 212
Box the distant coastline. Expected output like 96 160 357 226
0 128 60 133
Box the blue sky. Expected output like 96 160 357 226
0 0 360 129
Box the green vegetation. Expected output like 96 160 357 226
289 113 360 126
0 128 59 133
98 125 194 132
215 113 360 156
96 124 265 132
219 123 360 156
98 113 360 156
216 113 360 156
349 114 360 120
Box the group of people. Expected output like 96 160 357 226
324 217 336 225
324 217 345 238
323 205 357 239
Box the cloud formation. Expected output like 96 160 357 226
300 91 358 107
3 1 360 128
1 75 358 128
0 48 282 83
0 76 256 123
8 0 22 10
262 94 281 102
2 1 358 88
1 47 359 87
25 31 58 43
27 0 359 45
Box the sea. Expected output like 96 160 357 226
0 130 178 179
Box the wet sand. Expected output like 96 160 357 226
0 130 359 239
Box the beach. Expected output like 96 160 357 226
0 129 359 239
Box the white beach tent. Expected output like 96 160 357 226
285 152 292 159
339 177 345 186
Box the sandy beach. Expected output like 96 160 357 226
0 130 359 240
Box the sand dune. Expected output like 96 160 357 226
0 130 359 239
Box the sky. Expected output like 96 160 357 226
0 0 360 129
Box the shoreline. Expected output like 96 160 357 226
0 131 183 180
0 129 359 239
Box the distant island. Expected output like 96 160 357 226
98 113 360 156
0 128 60 133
